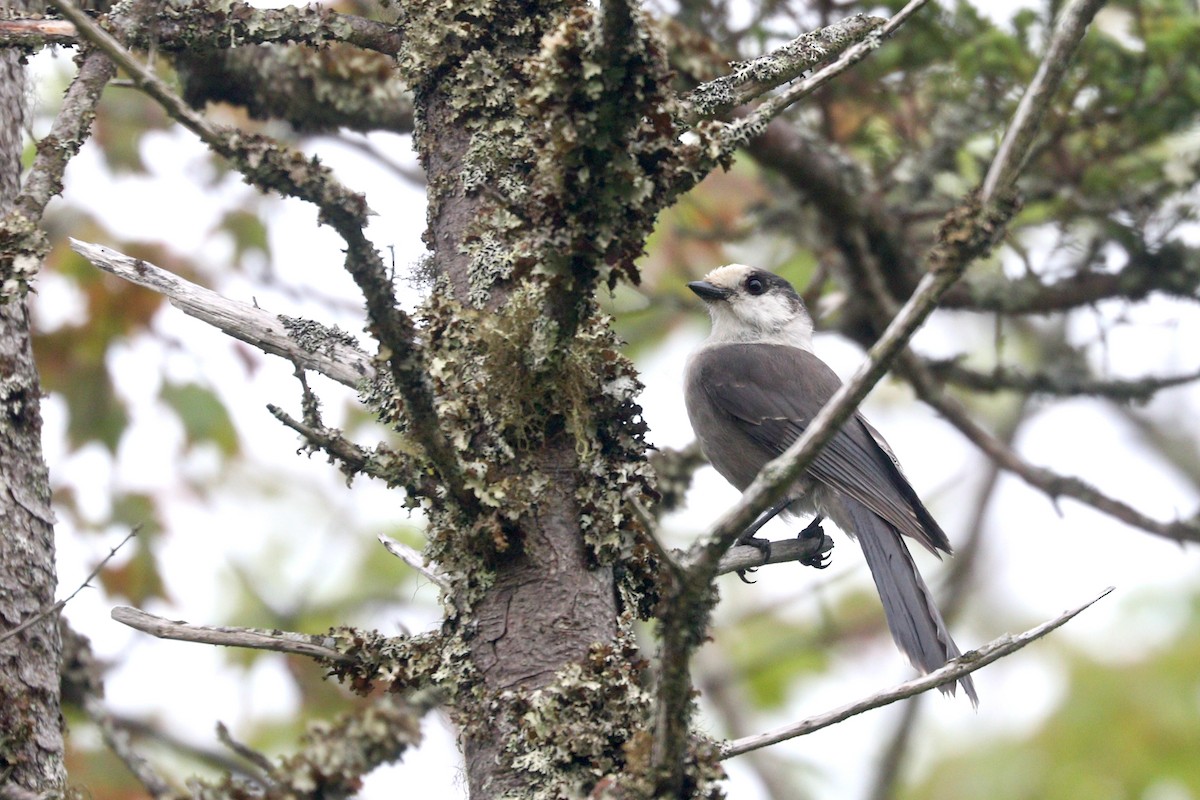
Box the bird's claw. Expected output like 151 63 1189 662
797 516 833 570
734 534 771 583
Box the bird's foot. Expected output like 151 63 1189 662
797 515 833 569
734 534 772 584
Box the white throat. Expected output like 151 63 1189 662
704 304 814 351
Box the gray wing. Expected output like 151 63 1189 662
689 343 951 555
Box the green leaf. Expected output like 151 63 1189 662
160 382 239 456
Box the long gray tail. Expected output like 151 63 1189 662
848 500 978 705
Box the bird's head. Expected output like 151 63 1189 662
688 264 813 349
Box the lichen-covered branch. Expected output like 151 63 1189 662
0 2 401 54
175 44 414 134
190 693 436 800
120 0 403 55
70 239 375 387
717 0 929 153
720 587 1113 759
680 13 884 125
52 0 476 514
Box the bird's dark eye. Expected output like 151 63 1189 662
745 276 766 295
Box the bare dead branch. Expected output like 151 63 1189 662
378 533 449 592
721 587 1114 759
70 239 375 387
714 534 833 577
111 606 353 662
681 13 885 125
0 18 75 48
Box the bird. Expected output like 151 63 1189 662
683 263 976 703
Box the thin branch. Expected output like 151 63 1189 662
867 399 1030 800
721 587 1114 759
903 356 1200 544
981 0 1109 201
216 721 277 780
714 535 832 577
70 239 375 388
927 359 1200 404
111 606 353 662
103 715 268 782
681 13 885 125
378 533 450 592
0 530 135 645
719 0 929 149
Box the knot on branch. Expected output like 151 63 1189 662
929 190 1021 275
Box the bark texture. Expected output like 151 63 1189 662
0 25 66 796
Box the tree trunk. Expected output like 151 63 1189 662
0 27 66 797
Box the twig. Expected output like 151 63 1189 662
926 359 1200 405
714 536 832 577
0 530 135 644
378 533 450 592
721 587 1114 759
720 0 929 149
216 721 277 779
681 13 885 125
111 606 353 662
981 0 1109 201
867 400 1030 800
905 360 1200 544
70 239 375 388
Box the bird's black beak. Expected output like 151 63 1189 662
688 280 732 301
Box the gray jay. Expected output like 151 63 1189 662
684 264 976 703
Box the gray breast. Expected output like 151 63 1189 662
684 348 781 492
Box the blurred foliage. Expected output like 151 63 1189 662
907 589 1200 800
